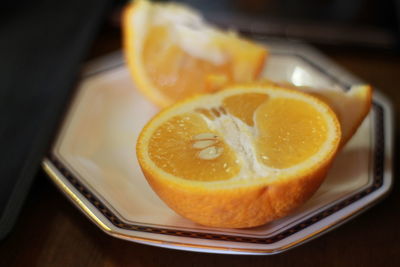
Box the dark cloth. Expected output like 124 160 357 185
0 0 111 239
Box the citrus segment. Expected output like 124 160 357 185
137 84 341 228
123 0 268 107
257 80 372 146
255 98 328 169
148 113 240 181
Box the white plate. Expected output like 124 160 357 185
43 41 393 255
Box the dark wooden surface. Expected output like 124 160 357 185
1 24 400 267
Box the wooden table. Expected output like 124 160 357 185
1 25 399 266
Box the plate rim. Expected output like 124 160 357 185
42 43 394 255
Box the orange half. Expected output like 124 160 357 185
137 84 341 228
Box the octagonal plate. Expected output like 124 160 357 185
43 41 393 255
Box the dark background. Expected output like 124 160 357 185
164 0 400 50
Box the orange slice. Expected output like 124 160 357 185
137 84 341 228
123 0 268 107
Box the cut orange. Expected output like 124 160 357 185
137 84 341 228
123 0 268 107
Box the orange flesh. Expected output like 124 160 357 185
143 26 232 101
148 93 329 181
148 113 240 181
255 98 328 169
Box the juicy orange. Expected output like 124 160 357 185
123 0 267 107
137 84 341 228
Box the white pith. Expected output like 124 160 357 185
135 0 228 65
201 111 278 179
152 4 228 64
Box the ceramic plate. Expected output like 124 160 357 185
43 41 393 255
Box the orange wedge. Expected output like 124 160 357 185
137 84 341 228
123 0 268 107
